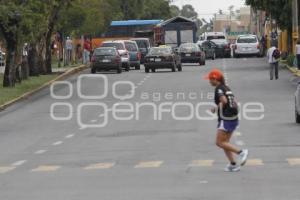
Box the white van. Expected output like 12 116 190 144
198 32 226 45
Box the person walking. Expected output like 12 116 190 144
296 40 300 71
65 37 73 65
261 35 267 56
267 44 280 80
83 38 91 64
205 69 249 172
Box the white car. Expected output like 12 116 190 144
198 32 226 46
295 82 300 123
233 35 262 58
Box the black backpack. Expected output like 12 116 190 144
272 49 281 59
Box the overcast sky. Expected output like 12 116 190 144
171 0 246 20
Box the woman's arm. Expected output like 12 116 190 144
218 95 228 109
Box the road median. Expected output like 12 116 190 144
0 64 88 111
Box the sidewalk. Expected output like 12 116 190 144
281 61 300 77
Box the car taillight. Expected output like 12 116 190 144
196 52 201 56
225 44 230 49
115 56 121 63
91 55 96 62
137 52 141 60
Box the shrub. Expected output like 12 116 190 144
287 54 295 67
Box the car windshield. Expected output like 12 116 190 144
94 48 116 56
125 42 138 51
101 43 125 50
211 39 228 45
133 40 149 49
237 37 257 43
207 35 226 40
179 44 199 52
149 48 172 55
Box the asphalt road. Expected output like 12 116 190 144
0 57 300 200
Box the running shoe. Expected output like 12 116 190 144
238 149 249 166
224 164 241 172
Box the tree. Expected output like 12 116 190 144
246 0 293 50
170 5 180 17
0 1 26 87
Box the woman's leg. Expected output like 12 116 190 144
216 130 240 155
223 133 235 163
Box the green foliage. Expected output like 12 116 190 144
246 0 292 30
287 53 295 67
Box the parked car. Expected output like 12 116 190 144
179 43 206 65
200 40 216 60
198 32 226 45
233 35 262 58
295 82 300 123
122 40 141 70
131 38 151 64
101 41 130 71
90 47 122 74
211 39 231 58
144 46 182 73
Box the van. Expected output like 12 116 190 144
198 32 226 45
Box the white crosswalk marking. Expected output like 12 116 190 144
84 163 115 170
0 166 15 174
189 160 214 167
31 165 61 172
135 161 163 168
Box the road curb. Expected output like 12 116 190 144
0 64 88 111
284 64 300 77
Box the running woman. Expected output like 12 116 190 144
205 69 248 172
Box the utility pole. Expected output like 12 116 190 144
292 0 299 54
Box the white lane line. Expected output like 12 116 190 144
52 141 63 146
90 119 97 123
35 150 47 155
12 160 27 167
65 134 74 139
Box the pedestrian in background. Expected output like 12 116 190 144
267 43 280 80
261 35 267 56
296 40 300 71
205 69 249 172
83 37 91 64
66 37 73 65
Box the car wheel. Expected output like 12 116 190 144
135 65 141 70
151 69 156 73
296 106 300 124
172 63 176 72
178 64 182 72
91 68 96 74
234 53 239 58
145 67 150 73
126 65 130 71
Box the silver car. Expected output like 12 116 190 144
296 82 300 123
233 35 262 58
